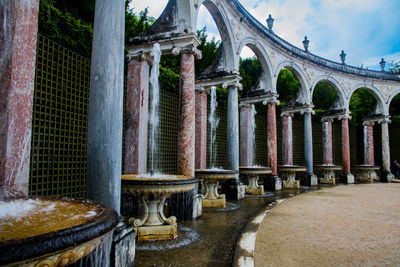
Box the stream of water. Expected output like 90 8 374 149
209 86 220 168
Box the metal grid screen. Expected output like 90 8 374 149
147 90 179 174
206 104 228 169
29 35 90 198
253 114 268 166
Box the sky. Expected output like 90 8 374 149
131 0 400 71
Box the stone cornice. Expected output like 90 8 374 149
195 73 242 91
239 93 280 106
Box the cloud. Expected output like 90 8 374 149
131 0 400 67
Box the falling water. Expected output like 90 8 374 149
209 86 220 168
149 43 162 175
251 105 257 165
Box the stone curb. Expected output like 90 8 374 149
233 198 287 267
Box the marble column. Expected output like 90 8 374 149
177 52 196 177
340 116 354 183
380 118 394 182
282 114 293 165
322 119 333 165
0 0 39 200
304 110 318 185
87 0 124 214
240 104 253 166
195 89 207 170
363 122 375 166
124 56 149 174
227 86 240 172
267 102 278 175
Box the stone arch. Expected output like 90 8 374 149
198 0 236 72
387 89 400 108
347 84 386 114
274 60 311 104
237 37 274 92
310 75 346 109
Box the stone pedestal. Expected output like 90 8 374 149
87 0 124 213
0 0 39 199
245 175 264 195
195 89 207 170
178 52 196 177
124 57 149 174
320 170 336 185
282 172 300 189
203 180 227 208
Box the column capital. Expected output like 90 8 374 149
378 115 391 124
172 44 202 59
223 79 243 91
362 120 375 126
239 103 253 110
194 86 210 94
321 117 334 123
281 111 294 118
338 112 352 120
300 106 315 115
126 50 151 63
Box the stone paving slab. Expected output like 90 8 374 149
255 184 400 267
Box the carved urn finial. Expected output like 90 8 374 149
340 50 346 64
379 58 386 72
303 36 310 52
266 14 274 31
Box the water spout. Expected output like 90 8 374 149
149 43 162 174
209 86 220 168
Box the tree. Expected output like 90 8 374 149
389 60 400 74
277 69 299 106
349 89 376 125
239 57 262 96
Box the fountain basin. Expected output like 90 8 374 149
278 165 307 189
314 165 342 185
353 165 380 183
121 174 199 241
239 166 272 195
0 198 118 266
195 169 236 208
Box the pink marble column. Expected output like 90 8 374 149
240 105 253 166
282 114 293 166
124 57 149 174
177 52 196 177
322 119 333 165
341 118 351 173
267 102 278 175
195 89 207 170
363 122 375 165
0 0 39 200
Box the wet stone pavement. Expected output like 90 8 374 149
134 186 318 266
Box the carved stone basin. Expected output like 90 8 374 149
195 169 236 208
278 165 307 189
0 198 118 266
239 166 272 195
314 164 342 185
353 165 380 183
121 174 199 241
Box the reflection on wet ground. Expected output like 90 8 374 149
134 186 320 266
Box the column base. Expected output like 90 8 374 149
222 179 246 200
382 171 394 183
342 173 354 184
304 173 318 186
203 194 226 208
264 175 282 191
136 224 177 241
112 218 135 266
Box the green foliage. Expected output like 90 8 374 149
195 27 220 75
389 60 400 74
159 65 179 94
277 69 299 105
312 82 337 110
239 57 262 96
349 89 377 125
125 2 155 44
38 0 94 58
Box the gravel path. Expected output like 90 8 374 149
255 184 400 267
